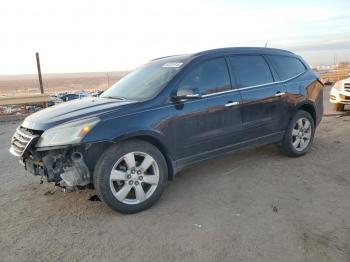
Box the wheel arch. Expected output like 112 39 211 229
114 132 175 181
294 101 317 125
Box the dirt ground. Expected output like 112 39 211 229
0 116 350 262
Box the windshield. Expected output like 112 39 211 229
101 61 184 100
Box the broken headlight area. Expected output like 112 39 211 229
25 147 92 191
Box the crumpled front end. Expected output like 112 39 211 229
9 126 92 191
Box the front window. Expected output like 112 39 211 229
101 61 183 100
177 58 231 95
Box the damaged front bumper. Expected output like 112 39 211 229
9 126 92 191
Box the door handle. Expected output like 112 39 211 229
275 91 286 97
225 101 239 107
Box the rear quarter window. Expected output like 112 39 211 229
268 55 306 80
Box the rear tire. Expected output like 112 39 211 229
93 140 168 214
280 110 315 157
334 103 345 112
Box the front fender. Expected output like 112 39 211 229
82 115 176 178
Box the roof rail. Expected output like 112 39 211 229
150 55 178 61
193 47 294 56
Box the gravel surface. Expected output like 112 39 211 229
0 116 350 262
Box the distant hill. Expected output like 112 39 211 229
0 71 129 80
0 71 129 96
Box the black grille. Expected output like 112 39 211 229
345 83 350 92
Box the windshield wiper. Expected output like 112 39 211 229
103 96 126 100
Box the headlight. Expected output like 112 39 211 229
333 81 343 91
36 117 100 147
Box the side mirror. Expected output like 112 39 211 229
172 88 201 100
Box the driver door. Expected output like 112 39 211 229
171 57 243 161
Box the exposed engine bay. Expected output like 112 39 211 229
10 125 111 191
24 148 92 191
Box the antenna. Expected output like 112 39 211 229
264 42 268 48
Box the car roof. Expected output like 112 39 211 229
151 47 296 63
193 47 294 56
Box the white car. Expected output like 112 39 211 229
330 77 350 111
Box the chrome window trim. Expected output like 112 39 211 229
202 71 306 98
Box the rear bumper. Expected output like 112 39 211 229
315 88 324 127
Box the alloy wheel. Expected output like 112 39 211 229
109 151 160 205
291 117 312 151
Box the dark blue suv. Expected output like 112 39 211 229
10 47 323 213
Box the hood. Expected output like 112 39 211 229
22 97 136 130
337 77 350 85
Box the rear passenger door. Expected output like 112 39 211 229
266 55 308 130
229 55 287 141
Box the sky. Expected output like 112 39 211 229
0 0 349 74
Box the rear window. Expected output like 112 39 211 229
229 55 273 87
268 55 306 80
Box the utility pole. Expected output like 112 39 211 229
106 72 110 89
36 52 44 94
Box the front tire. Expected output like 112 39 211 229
334 103 345 112
94 140 168 214
280 110 315 157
